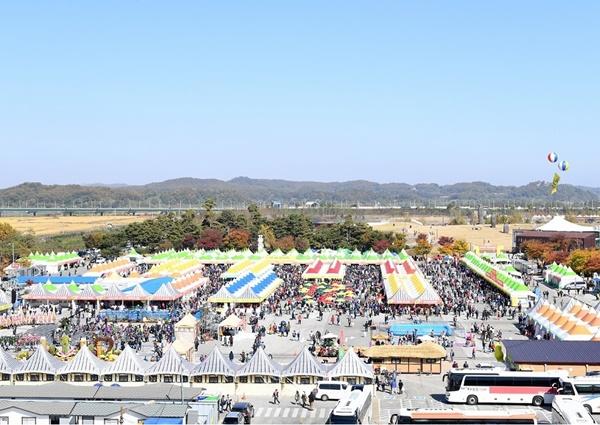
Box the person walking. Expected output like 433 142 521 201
294 390 300 405
272 389 280 405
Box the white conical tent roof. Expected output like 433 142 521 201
192 347 237 376
328 347 373 379
282 347 325 377
0 347 19 373
236 347 281 377
59 346 107 375
78 284 101 300
18 345 63 374
100 283 124 300
103 345 149 376
124 284 150 299
537 216 593 232
146 345 194 376
151 283 179 300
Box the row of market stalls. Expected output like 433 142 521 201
301 260 346 280
527 298 600 341
27 251 82 274
22 271 206 304
544 262 585 289
208 260 283 304
0 344 374 385
462 252 535 307
381 254 442 305
149 248 404 265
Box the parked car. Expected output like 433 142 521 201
314 381 350 401
222 412 245 424
231 402 254 424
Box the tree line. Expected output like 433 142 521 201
83 202 408 259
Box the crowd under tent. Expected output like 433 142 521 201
327 348 373 384
208 268 282 304
191 347 236 384
462 251 535 307
217 314 245 338
15 345 64 383
146 346 194 384
102 345 149 383
236 347 282 384
281 347 326 385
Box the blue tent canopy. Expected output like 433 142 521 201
122 277 173 295
389 322 453 337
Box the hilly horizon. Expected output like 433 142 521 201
0 177 598 206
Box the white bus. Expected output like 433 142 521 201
389 408 538 424
327 389 372 424
559 377 600 413
551 396 597 424
444 369 568 406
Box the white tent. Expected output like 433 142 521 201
537 216 594 232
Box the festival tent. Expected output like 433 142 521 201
383 256 442 305
222 260 253 279
537 216 594 232
102 345 150 378
236 347 282 378
327 347 373 380
86 258 136 277
59 346 108 376
302 260 346 280
146 346 194 378
150 283 180 301
191 347 237 378
0 348 19 375
283 249 300 263
17 345 64 376
462 252 534 307
282 347 326 378
544 263 584 289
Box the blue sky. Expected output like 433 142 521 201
0 2 598 188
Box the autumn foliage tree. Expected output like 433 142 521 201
197 228 223 250
275 236 295 253
373 239 391 254
223 229 251 250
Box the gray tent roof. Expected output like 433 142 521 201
0 348 19 373
191 347 237 376
146 346 194 376
327 347 373 379
103 345 149 376
236 347 282 377
282 347 326 377
18 345 64 374
59 346 107 375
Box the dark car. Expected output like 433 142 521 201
222 412 244 424
231 401 254 423
350 384 365 392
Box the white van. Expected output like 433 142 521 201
314 381 350 401
552 396 596 424
560 377 600 413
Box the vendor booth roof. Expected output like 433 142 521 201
327 348 373 379
103 345 150 376
362 342 446 360
146 346 194 376
60 346 107 375
219 314 243 328
236 347 282 377
282 347 325 377
0 348 19 373
192 347 237 376
18 345 64 374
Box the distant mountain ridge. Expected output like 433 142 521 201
0 178 598 206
